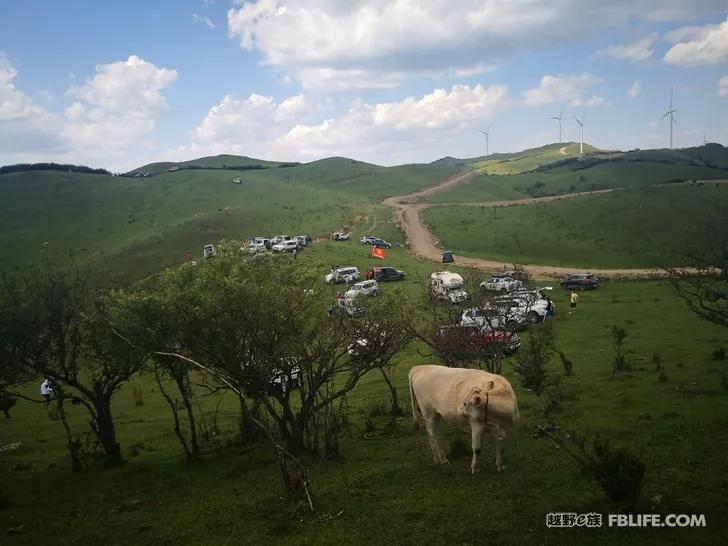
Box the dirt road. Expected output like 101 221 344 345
383 170 665 279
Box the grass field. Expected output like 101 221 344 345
422 185 728 268
2 147 728 544
422 161 728 204
472 142 600 175
3 241 728 544
0 160 461 276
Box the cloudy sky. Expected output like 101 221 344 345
2 1 728 171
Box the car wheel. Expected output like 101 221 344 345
528 311 541 323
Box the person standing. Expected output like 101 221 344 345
40 379 53 406
569 291 579 314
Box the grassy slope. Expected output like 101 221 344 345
471 142 600 175
0 160 460 276
423 184 728 268
2 239 728 545
423 158 728 204
129 154 287 175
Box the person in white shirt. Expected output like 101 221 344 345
40 379 53 406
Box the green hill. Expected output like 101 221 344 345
423 144 728 203
128 154 295 176
423 183 728 268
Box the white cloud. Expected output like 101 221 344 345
0 53 45 120
62 55 177 150
0 54 177 170
228 0 726 90
596 33 657 61
522 73 602 107
663 17 728 66
626 81 642 98
172 83 509 164
570 95 605 108
193 13 216 29
719 76 728 97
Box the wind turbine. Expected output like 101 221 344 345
574 114 586 155
550 106 565 143
480 126 491 156
660 90 677 149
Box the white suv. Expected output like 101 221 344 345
325 267 360 284
487 288 554 324
345 280 380 298
272 240 298 253
480 276 523 292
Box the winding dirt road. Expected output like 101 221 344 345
383 170 665 279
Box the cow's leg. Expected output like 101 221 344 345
470 421 486 474
490 424 508 472
2 409 8 419
423 410 447 464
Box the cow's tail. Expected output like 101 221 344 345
409 368 419 430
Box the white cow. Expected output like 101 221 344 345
409 364 519 474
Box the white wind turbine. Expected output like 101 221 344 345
551 106 565 143
480 126 491 156
660 90 677 149
574 113 586 155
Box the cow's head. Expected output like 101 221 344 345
460 381 495 421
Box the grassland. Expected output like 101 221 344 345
472 142 601 174
3 147 728 544
3 237 728 545
0 159 460 276
422 184 728 269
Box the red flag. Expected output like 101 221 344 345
371 246 385 260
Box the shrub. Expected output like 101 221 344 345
611 326 631 373
537 427 645 507
590 437 646 504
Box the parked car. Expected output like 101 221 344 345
345 280 380 298
460 307 507 330
360 235 376 245
270 235 291 246
487 288 554 325
272 240 299 253
442 251 454 263
480 276 524 292
268 360 301 395
561 273 599 290
366 266 406 282
249 237 270 250
203 244 216 258
370 238 392 249
325 266 360 284
331 232 351 241
429 271 468 304
436 325 520 355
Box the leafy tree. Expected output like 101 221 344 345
0 264 146 468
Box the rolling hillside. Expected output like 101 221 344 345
422 143 728 203
127 154 296 176
422 184 728 268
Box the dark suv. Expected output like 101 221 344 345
560 273 599 290
367 266 406 282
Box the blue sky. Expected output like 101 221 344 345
1 1 727 170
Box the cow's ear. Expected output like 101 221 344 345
474 396 482 406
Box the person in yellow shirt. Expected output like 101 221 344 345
569 291 579 314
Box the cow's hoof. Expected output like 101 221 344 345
496 465 506 473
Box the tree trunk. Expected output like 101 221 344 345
379 367 402 415
56 395 83 472
154 364 193 460
92 396 122 466
174 371 199 459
